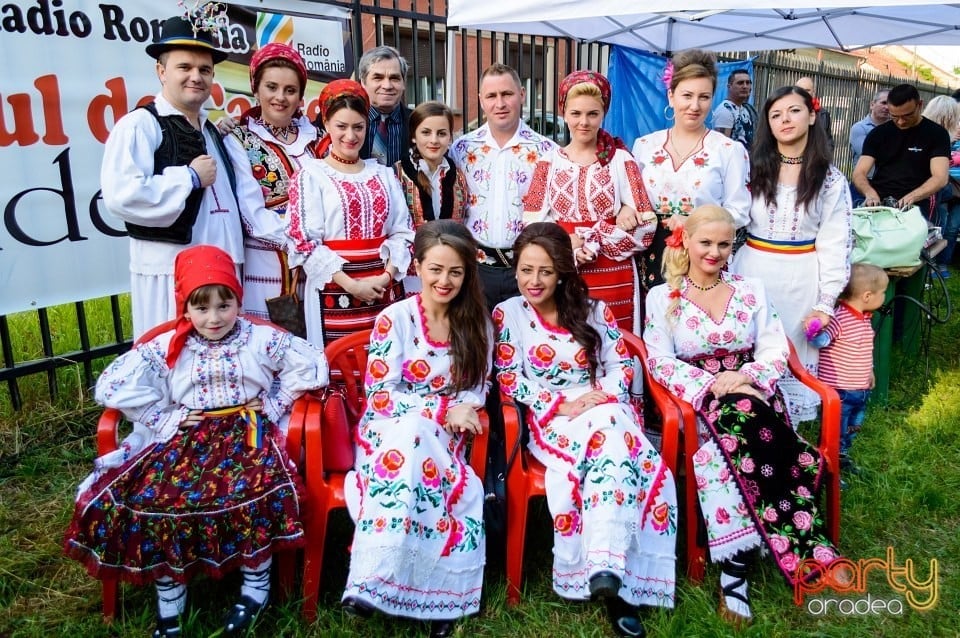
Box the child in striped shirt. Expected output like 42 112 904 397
814 263 889 480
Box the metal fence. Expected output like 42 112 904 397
1 0 955 410
731 49 956 177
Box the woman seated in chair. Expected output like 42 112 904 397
493 222 677 638
341 220 492 638
643 205 842 626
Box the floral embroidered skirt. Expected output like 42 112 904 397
343 414 485 620
529 402 677 608
64 415 305 585
693 381 840 584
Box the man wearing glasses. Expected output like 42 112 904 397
852 83 950 217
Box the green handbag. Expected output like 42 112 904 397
850 206 928 268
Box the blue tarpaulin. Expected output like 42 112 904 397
605 46 755 148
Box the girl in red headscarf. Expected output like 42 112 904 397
523 70 658 334
64 245 329 637
227 43 320 320
285 79 414 345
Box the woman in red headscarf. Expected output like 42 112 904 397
285 79 414 345
64 245 329 637
523 70 657 334
228 43 320 320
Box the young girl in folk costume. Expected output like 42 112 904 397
285 79 414 346
494 223 676 638
64 245 329 637
523 70 657 334
394 101 469 294
730 85 851 423
644 206 842 626
228 43 319 319
341 220 491 638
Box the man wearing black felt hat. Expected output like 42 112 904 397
101 12 285 339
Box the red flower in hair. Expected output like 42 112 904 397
669 288 681 299
811 96 822 113
664 226 684 249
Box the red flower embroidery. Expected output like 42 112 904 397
374 315 393 338
530 343 556 368
614 339 628 357
498 371 518 392
553 511 580 537
370 390 393 413
496 342 516 366
368 359 389 380
374 449 405 478
422 457 440 487
651 502 671 531
574 348 589 366
587 431 606 458
402 359 431 382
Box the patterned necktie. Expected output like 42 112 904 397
371 115 389 165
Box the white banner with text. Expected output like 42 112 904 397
0 0 351 315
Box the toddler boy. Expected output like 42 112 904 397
814 263 889 480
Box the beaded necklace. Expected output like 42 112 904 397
685 275 722 291
330 151 359 165
255 116 298 142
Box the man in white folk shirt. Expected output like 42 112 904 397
450 63 556 310
100 15 285 337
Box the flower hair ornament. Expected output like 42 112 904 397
662 61 674 90
664 225 685 249
178 0 228 38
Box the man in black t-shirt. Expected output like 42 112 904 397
852 84 950 218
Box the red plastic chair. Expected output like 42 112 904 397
643 338 842 583
300 329 490 621
95 317 303 622
624 331 707 582
502 328 684 606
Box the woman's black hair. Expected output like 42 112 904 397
751 85 832 209
512 222 601 385
414 220 490 392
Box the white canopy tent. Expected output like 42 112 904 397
447 1 960 53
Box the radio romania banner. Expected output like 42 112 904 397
0 0 352 315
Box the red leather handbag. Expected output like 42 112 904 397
320 387 356 472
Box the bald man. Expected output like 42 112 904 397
796 76 833 156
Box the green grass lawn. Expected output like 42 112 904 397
1 278 957 637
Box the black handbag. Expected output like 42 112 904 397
265 267 307 338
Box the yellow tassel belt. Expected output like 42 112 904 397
203 405 264 448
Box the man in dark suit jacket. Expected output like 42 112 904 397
358 45 411 165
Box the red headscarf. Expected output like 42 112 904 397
319 78 369 122
315 79 370 157
166 245 243 368
558 70 627 167
249 42 308 96
240 43 309 128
